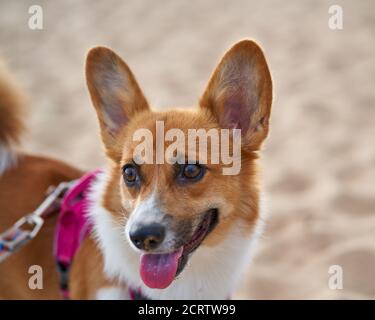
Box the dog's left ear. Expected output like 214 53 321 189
200 40 272 150
86 46 149 161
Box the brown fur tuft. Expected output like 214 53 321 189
0 61 25 147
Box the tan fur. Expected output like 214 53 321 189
69 237 114 299
0 61 25 147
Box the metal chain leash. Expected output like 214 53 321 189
0 180 77 263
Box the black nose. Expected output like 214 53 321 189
129 223 166 251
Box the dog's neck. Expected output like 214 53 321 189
88 170 263 300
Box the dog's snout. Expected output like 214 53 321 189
129 223 166 251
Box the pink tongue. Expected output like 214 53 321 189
140 248 183 289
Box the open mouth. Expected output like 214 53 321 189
139 209 219 289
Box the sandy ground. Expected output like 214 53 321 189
1 0 374 299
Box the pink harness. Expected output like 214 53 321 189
54 170 100 298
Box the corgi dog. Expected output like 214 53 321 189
0 40 272 300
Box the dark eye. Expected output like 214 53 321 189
180 164 205 181
122 164 139 186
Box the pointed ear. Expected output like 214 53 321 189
86 46 149 160
200 40 272 149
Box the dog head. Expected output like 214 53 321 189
86 40 272 290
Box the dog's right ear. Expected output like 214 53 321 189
86 47 149 161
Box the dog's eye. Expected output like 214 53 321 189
181 164 205 181
122 164 139 186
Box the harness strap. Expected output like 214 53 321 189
54 170 101 298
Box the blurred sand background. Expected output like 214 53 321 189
1 0 374 299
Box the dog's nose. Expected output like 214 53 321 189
129 223 166 251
